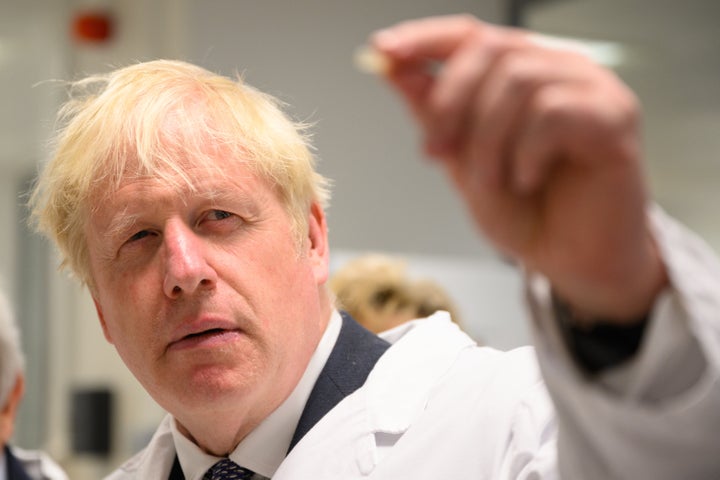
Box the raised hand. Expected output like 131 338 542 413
369 15 667 322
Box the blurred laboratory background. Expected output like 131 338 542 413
0 0 718 477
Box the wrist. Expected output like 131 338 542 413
547 231 669 326
552 292 649 374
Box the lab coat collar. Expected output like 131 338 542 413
277 312 476 477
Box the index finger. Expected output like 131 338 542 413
370 14 487 64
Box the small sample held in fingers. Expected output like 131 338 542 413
354 45 391 75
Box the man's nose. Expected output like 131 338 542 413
162 221 218 298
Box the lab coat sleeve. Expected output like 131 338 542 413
526 206 720 480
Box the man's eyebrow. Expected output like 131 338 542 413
104 207 141 239
99 183 259 239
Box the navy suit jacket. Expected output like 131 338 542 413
169 312 390 479
4 446 33 480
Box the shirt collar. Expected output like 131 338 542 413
171 310 343 480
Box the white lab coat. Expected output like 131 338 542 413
276 316 558 479
107 207 720 479
529 206 720 479
108 315 558 479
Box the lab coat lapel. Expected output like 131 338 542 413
276 313 476 479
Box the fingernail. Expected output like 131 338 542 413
514 169 536 195
372 29 401 52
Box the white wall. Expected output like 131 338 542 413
179 0 503 259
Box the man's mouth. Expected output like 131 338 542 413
168 326 243 351
184 328 226 339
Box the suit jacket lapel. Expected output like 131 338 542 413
288 312 390 452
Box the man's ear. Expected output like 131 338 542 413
0 373 25 444
307 201 330 285
92 296 114 344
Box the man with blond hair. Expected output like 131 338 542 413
30 14 720 480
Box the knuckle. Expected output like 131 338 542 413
531 86 571 124
495 52 541 93
456 13 481 31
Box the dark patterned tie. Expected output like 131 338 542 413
202 458 255 480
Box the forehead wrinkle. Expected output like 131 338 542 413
198 186 248 205
191 171 266 205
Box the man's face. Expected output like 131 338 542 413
85 159 330 435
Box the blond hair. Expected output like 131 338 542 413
330 254 462 334
29 60 331 286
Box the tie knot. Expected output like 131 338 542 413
203 458 255 480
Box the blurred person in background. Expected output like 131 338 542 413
0 285 68 480
329 253 466 334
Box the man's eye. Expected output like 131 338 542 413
128 230 151 242
207 210 233 221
